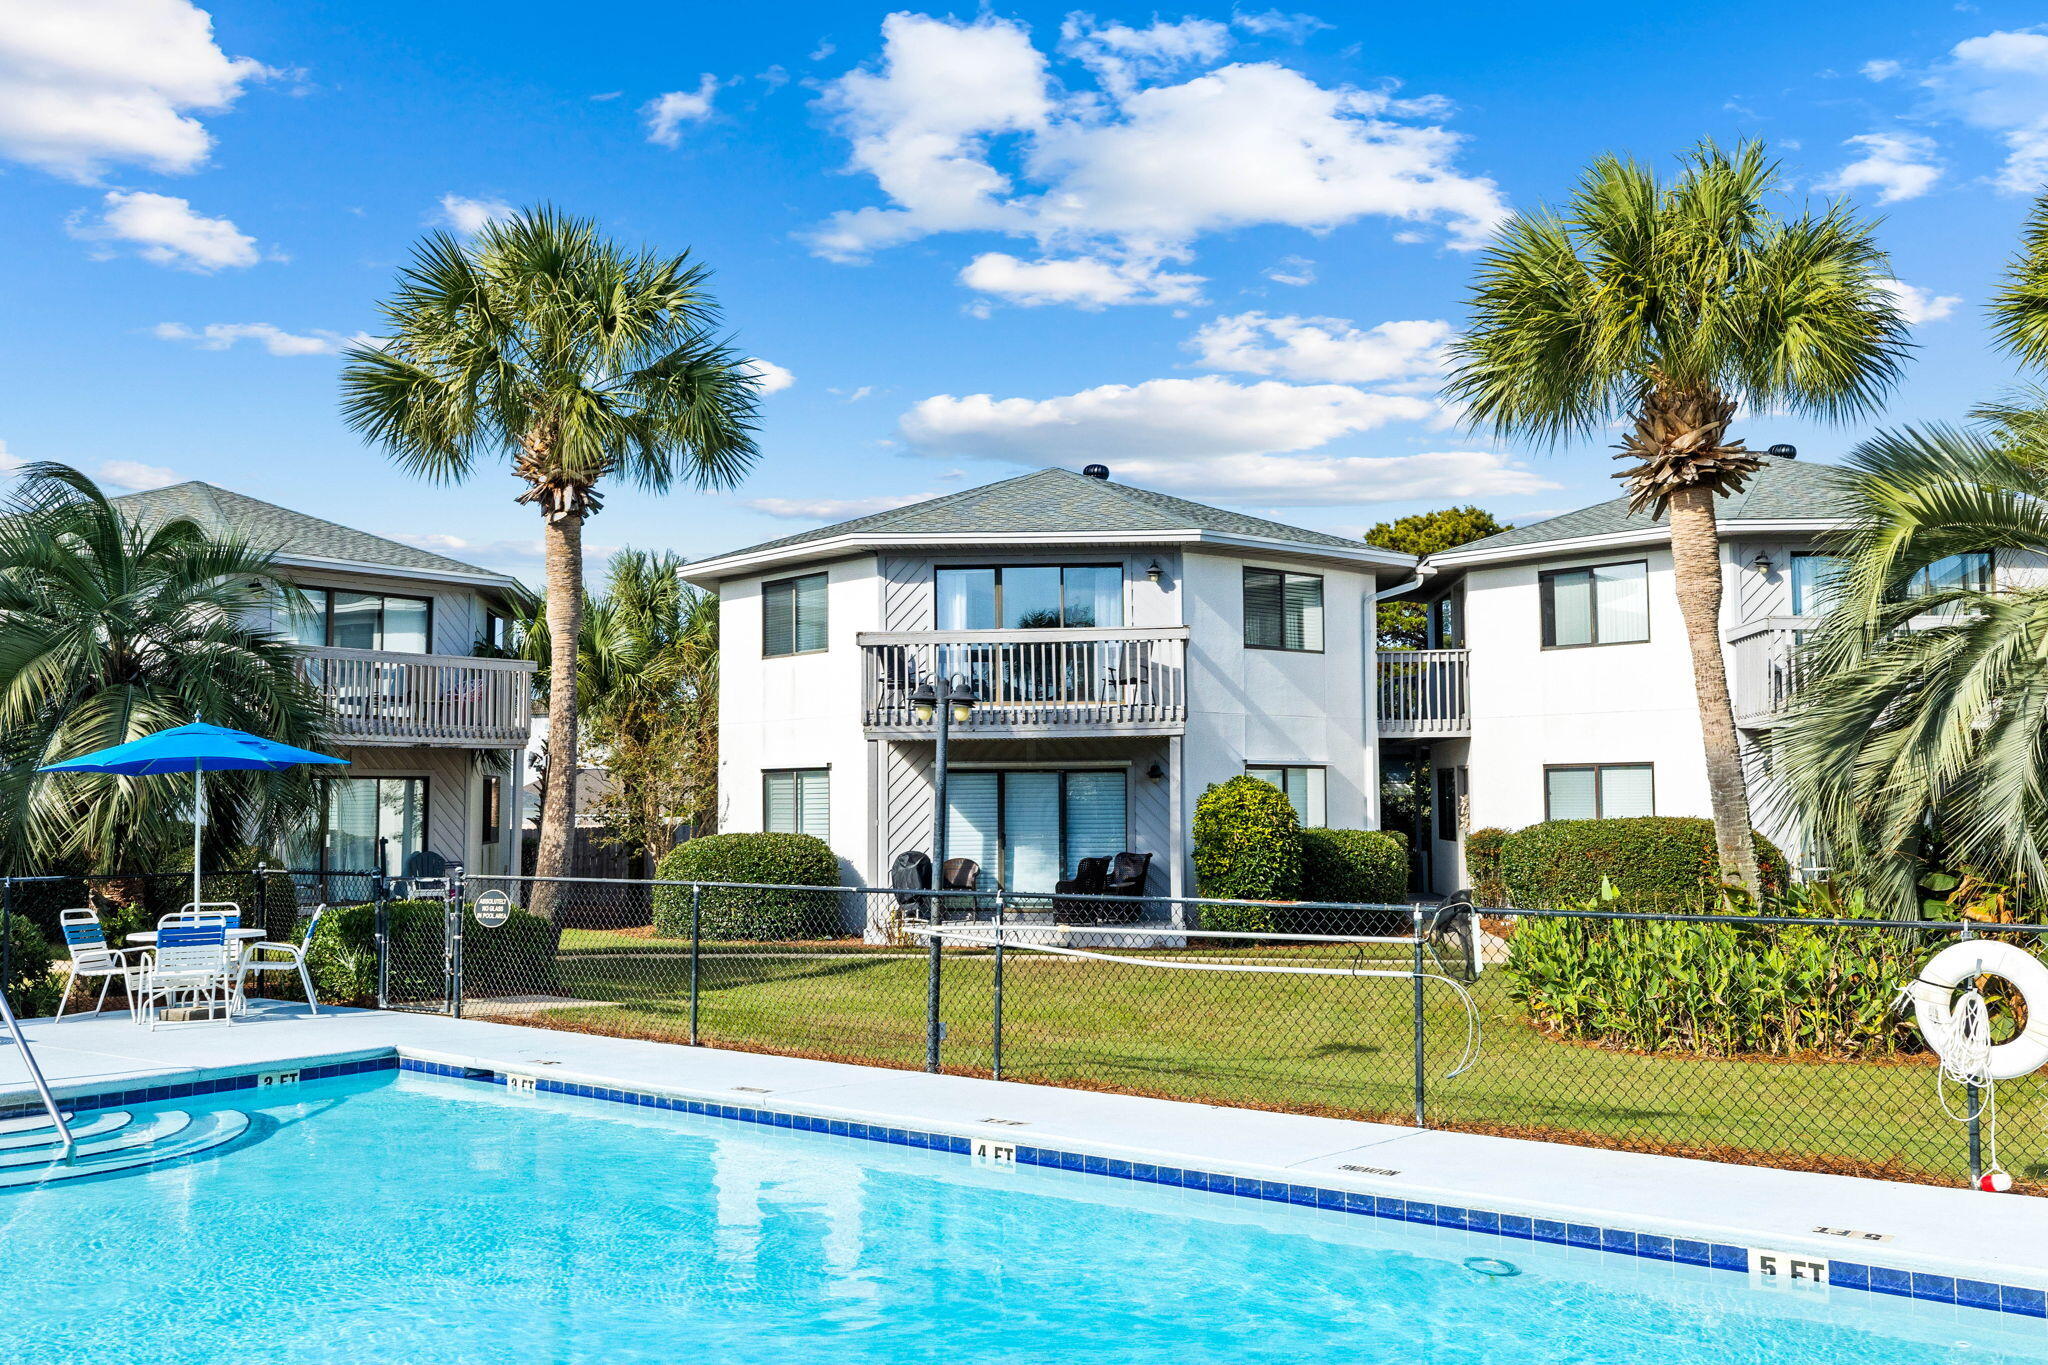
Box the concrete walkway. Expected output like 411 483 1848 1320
6 1003 2044 1293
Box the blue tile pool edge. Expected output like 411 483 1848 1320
5 1049 2041 1325
392 1056 2046 1325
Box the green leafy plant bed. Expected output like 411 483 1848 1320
1503 908 1923 1057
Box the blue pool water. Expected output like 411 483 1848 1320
3 1073 2041 1364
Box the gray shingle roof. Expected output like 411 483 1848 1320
1446 456 1854 557
112 482 512 581
713 467 1372 563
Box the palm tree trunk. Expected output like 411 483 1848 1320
1667 484 1761 895
534 510 585 915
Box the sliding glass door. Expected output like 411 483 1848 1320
287 776 428 879
940 769 1128 893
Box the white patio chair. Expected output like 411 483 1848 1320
54 908 150 1022
234 905 325 1016
138 919 236 1029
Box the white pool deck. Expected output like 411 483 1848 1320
6 1002 2045 1291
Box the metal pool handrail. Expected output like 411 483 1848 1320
0 977 73 1156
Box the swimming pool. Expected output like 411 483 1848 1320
4 1070 2041 1364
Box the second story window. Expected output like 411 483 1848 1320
935 565 1123 630
1905 551 1992 597
271 587 432 653
1790 552 1844 617
1539 561 1648 648
1244 567 1324 652
763 572 828 657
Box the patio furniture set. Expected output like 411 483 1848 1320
55 903 323 1029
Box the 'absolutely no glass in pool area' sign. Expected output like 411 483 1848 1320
474 890 511 929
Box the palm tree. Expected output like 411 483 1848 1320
0 462 331 872
340 209 759 893
1444 140 1910 892
1774 426 2048 911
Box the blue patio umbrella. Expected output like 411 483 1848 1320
37 723 348 912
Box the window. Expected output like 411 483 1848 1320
1790 552 1844 617
1244 568 1324 651
1429 595 1463 649
481 775 502 844
1434 767 1464 842
942 769 1128 894
268 587 433 653
287 776 428 878
1905 552 1992 597
1540 561 1648 648
763 769 831 841
1544 764 1654 820
934 565 1124 630
1246 765 1326 827
763 573 828 657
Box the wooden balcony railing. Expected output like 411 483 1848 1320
298 646 536 747
860 628 1189 733
1727 616 1817 727
1377 649 1470 736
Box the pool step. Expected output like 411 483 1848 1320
0 1110 132 1151
0 1110 74 1135
0 1109 250 1189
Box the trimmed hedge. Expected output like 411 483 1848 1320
1464 827 1510 907
304 899 561 1006
1503 898 1922 1057
1193 776 1302 933
652 833 843 940
1299 828 1407 905
1498 817 1788 911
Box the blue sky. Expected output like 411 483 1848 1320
5 1 2048 582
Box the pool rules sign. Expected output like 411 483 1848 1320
474 890 511 929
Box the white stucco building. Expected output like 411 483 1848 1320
682 465 1414 906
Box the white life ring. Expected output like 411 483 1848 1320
1911 940 2048 1081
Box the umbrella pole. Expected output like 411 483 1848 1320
193 764 203 912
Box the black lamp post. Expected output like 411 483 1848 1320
911 673 976 1073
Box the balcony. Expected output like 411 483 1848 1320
299 646 536 747
1377 649 1469 737
1727 616 1816 728
860 628 1189 737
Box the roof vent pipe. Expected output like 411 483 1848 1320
1081 464 1110 480
1767 444 1797 459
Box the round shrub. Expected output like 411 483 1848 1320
1498 817 1788 911
1464 827 1510 907
652 833 843 940
1299 828 1407 904
1193 776 1301 931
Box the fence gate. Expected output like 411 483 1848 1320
376 889 463 1016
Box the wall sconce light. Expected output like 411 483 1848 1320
1145 762 1165 781
1146 560 1164 585
1751 551 1774 574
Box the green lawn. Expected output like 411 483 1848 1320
530 930 2044 1190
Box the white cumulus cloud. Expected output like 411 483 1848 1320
644 75 720 146
1818 131 1941 204
1925 30 2048 193
68 190 259 270
742 358 795 394
96 459 180 491
435 194 516 235
1189 312 1453 386
1263 254 1315 286
742 492 932 520
1879 279 1962 325
807 13 1506 303
960 252 1204 307
0 0 269 181
153 321 368 355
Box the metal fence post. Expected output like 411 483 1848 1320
1960 918 1982 1185
448 866 466 1019
688 883 702 1046
1 878 13 1011
992 892 1005 1081
1410 905 1427 1129
375 896 389 1011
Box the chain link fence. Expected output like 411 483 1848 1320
450 872 2048 1196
